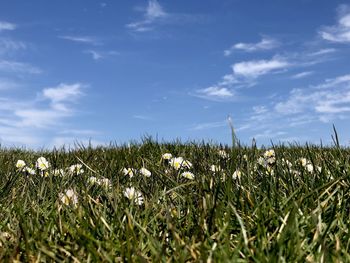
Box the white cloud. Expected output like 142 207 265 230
190 120 227 131
234 74 350 144
14 108 70 128
291 71 314 79
275 74 350 119
194 86 234 101
84 50 119 60
0 21 16 32
0 39 26 55
320 5 350 43
59 129 100 136
314 74 350 89
126 0 168 32
43 83 83 103
42 83 84 112
196 57 289 101
0 82 88 147
0 78 19 90
252 106 268 114
308 48 337 56
133 115 154 121
0 60 41 74
253 130 287 139
85 50 103 60
146 0 167 19
59 35 100 45
232 57 290 78
224 37 279 56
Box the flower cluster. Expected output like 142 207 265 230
15 157 87 178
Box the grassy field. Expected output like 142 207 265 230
0 138 350 262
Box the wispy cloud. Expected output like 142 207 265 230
0 83 87 147
59 35 101 45
319 5 350 43
85 50 102 60
275 74 350 119
0 21 16 32
83 50 119 60
0 39 26 55
252 130 287 139
42 83 84 111
291 71 314 79
0 60 41 74
133 115 154 121
0 78 19 90
230 74 350 143
190 120 228 131
59 129 100 136
232 57 289 78
194 86 234 101
195 56 290 101
126 0 167 32
224 36 279 56
308 48 337 56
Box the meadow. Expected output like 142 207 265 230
0 136 350 262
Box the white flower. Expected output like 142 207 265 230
232 170 242 180
59 189 78 207
181 171 195 180
169 157 192 170
36 157 50 171
218 150 229 159
162 153 173 160
25 167 36 175
210 165 222 173
68 164 84 175
263 149 276 164
53 169 65 177
169 157 184 170
257 156 267 167
299 158 308 167
139 167 152 177
306 163 314 173
88 176 98 184
263 149 275 158
316 166 322 173
124 187 144 205
97 178 112 189
122 168 135 177
16 160 26 170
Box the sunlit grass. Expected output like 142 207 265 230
0 137 350 262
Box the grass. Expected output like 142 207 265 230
0 137 350 262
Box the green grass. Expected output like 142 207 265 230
0 138 350 262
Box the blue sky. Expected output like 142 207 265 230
1 0 350 148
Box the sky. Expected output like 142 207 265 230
1 0 350 148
